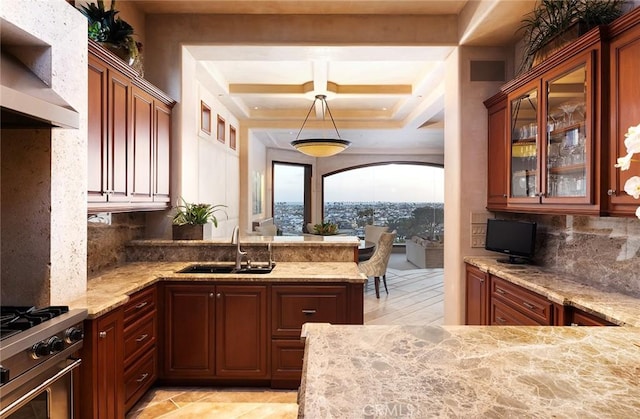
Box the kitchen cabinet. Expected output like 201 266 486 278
490 275 555 325
486 27 605 215
485 93 508 211
160 283 269 382
568 307 617 326
607 9 640 216
87 40 174 213
270 284 361 388
215 285 269 379
123 287 157 412
79 307 124 419
465 264 488 325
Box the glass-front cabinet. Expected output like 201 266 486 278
506 51 596 211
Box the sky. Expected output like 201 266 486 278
274 163 444 203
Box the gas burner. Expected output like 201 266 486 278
0 306 71 341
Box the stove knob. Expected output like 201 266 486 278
65 327 84 343
31 341 50 358
47 336 64 354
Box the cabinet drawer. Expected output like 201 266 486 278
491 276 553 325
124 349 157 412
272 285 347 337
123 311 157 365
491 298 544 325
570 308 617 326
271 339 305 380
124 286 156 327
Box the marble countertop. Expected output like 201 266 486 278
129 235 360 247
465 256 640 327
299 323 640 418
65 261 364 319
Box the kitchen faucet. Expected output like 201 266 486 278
231 226 248 269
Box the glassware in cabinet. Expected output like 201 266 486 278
510 88 539 198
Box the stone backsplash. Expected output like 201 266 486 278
88 213 146 276
496 213 640 297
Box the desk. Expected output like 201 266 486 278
358 240 376 262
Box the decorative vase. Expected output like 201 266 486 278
172 224 204 240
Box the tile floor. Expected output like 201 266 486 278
126 253 444 418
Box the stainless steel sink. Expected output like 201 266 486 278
176 264 274 274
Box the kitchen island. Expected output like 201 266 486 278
299 323 640 418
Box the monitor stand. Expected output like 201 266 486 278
496 256 529 265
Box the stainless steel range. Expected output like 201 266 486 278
0 306 87 418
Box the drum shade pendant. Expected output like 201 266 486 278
291 94 350 157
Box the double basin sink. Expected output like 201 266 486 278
177 264 275 275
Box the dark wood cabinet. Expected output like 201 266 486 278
490 276 554 325
465 264 488 325
123 287 157 412
485 93 508 211
161 283 216 379
568 307 617 326
607 9 640 216
87 40 174 213
215 285 269 379
80 307 124 419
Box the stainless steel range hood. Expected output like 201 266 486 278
0 52 79 129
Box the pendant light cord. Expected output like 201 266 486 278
294 94 342 140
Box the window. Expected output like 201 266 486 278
322 164 444 243
272 162 312 235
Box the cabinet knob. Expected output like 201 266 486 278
216 293 222 299
209 293 214 298
99 331 107 339
503 194 508 198
607 189 616 196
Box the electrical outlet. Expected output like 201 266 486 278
470 212 489 248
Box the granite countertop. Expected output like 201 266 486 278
129 235 360 247
65 261 364 319
299 323 640 418
465 256 640 327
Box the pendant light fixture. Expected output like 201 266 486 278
291 94 351 157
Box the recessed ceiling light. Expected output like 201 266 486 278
382 107 388 111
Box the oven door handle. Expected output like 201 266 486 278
0 358 81 417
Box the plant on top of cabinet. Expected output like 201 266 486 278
614 123 640 217
518 0 625 73
78 0 142 73
171 197 227 240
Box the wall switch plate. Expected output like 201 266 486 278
471 212 489 248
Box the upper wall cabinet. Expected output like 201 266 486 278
88 40 175 213
486 28 604 215
607 9 640 216
485 8 640 216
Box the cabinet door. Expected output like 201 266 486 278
215 285 269 378
154 101 171 203
486 96 508 210
88 56 108 203
608 25 640 215
106 68 131 202
131 87 154 202
542 53 593 205
80 308 124 419
570 308 617 326
508 83 540 204
162 284 216 378
465 264 488 325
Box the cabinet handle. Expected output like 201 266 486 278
495 288 506 295
216 293 222 299
607 189 616 196
135 301 148 310
302 309 317 315
135 334 148 343
496 317 506 324
522 302 535 310
209 293 214 298
99 331 107 338
570 322 579 327
136 373 149 383
503 194 508 198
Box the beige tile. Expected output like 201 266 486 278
237 403 299 418
126 400 179 419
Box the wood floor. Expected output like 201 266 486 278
126 253 444 418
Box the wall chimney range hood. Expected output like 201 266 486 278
0 19 79 129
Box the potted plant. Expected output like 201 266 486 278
312 221 339 236
518 0 625 74
171 197 227 240
77 0 142 68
